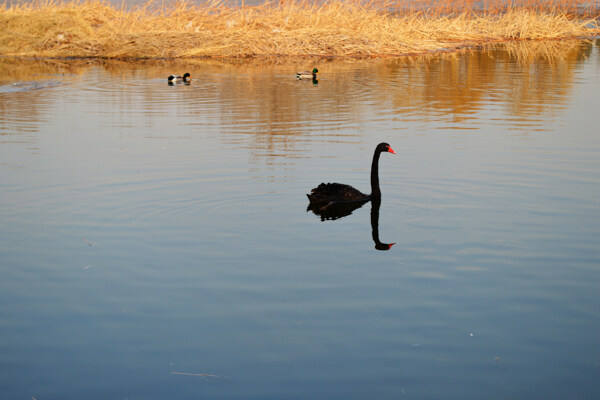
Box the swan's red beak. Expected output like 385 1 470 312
387 146 396 154
388 243 396 249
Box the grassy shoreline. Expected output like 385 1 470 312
0 0 599 59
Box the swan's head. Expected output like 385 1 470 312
183 72 191 82
378 142 396 155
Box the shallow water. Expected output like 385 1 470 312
1 40 600 399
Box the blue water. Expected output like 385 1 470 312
1 41 599 399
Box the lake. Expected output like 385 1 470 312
1 40 600 399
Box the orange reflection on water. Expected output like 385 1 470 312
0 40 597 155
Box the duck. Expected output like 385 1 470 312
168 72 191 84
296 68 318 80
307 142 395 208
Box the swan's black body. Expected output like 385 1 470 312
306 142 395 208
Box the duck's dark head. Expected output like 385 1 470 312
167 75 175 82
377 142 396 154
312 68 319 74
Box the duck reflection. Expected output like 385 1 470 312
168 81 191 86
307 198 395 251
296 77 318 85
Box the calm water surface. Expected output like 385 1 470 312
1 41 600 399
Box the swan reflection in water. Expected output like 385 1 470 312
306 199 395 251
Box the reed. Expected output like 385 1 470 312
0 0 598 59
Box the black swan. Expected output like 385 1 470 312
307 142 395 209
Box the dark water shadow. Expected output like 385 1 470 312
307 198 394 251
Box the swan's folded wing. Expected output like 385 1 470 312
307 183 368 204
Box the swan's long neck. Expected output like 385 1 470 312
370 148 382 199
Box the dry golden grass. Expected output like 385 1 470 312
0 0 598 59
391 0 600 18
